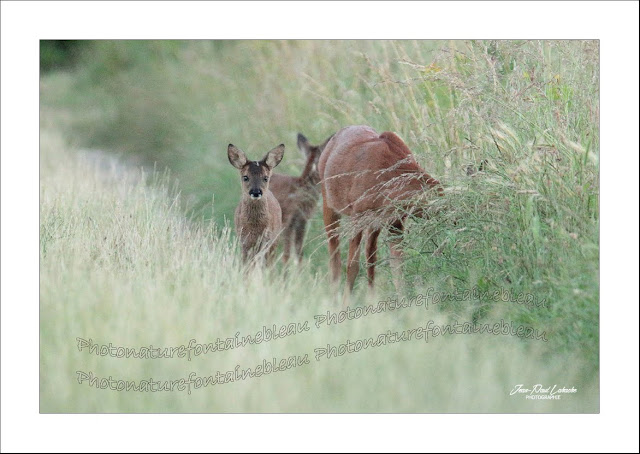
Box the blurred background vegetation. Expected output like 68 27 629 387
40 40 84 72
40 40 599 411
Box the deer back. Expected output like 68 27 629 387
319 125 440 216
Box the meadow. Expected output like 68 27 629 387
40 40 599 412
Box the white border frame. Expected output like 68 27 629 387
2 1 638 452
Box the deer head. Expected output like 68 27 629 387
228 144 285 200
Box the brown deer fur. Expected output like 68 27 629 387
269 133 333 263
227 144 285 265
318 125 443 292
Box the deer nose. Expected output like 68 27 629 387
249 188 263 199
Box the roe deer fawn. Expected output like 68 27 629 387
318 125 443 293
269 133 333 263
227 143 285 265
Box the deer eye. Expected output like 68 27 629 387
263 177 269 182
242 176 249 181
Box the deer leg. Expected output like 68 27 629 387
323 201 341 284
388 219 405 293
281 224 292 264
265 236 277 267
346 230 363 294
294 217 307 263
365 228 381 288
253 237 267 268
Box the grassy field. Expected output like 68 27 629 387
40 40 599 413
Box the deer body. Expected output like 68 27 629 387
318 125 442 292
269 133 332 263
228 144 285 265
233 190 282 264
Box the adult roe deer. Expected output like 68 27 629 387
227 143 285 265
269 133 334 263
318 125 443 293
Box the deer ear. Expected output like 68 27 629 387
263 144 285 169
227 144 247 169
297 133 311 157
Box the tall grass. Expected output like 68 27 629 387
40 40 599 412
